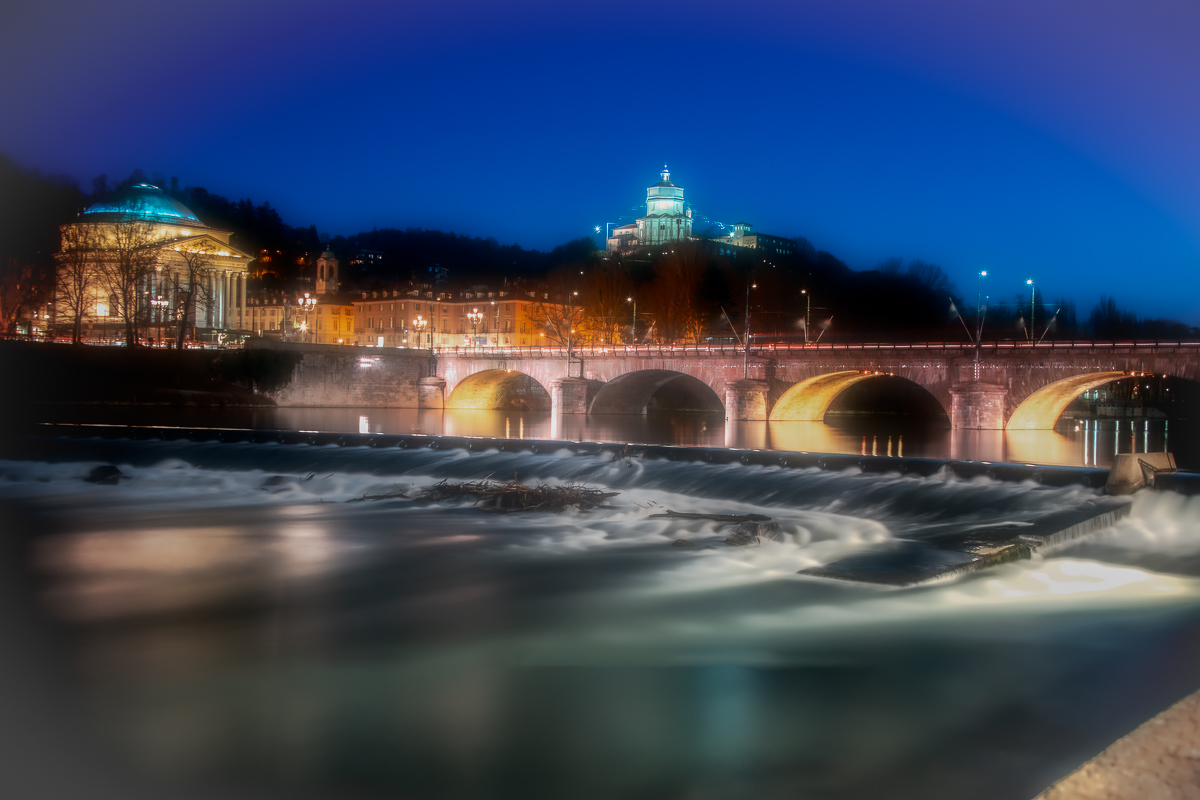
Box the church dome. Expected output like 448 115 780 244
82 183 205 226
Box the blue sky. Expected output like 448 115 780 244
3 0 1199 320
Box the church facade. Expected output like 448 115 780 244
608 166 693 251
605 167 794 256
56 183 253 342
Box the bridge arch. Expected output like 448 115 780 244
770 370 950 422
1007 371 1141 430
588 369 724 415
445 369 551 411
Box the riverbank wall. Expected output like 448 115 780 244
0 340 302 415
244 340 433 407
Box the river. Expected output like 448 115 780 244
2 427 1200 798
26 405 1200 469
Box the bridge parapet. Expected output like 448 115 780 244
246 339 1199 430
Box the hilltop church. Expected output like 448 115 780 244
606 167 797 257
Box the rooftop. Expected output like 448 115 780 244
83 184 205 226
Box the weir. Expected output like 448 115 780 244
15 423 1200 589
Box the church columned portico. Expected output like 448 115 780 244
56 183 253 343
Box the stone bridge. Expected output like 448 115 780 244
433 342 1200 430
251 340 1200 430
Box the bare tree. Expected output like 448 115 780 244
529 266 586 346
96 218 161 346
0 257 49 336
173 244 218 348
55 222 101 344
644 244 705 343
583 263 633 344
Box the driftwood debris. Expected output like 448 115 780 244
649 510 772 523
346 487 409 503
413 479 617 512
725 521 783 546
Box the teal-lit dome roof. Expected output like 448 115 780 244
82 183 204 225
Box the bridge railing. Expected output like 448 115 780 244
432 339 1200 357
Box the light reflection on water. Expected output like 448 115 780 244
33 405 1199 468
4 439 1200 798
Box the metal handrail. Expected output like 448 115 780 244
430 339 1200 357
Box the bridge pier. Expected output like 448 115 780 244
950 382 1007 430
724 379 770 421
550 378 589 416
418 377 446 409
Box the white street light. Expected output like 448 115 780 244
412 314 428 349
467 307 482 347
1026 279 1035 341
297 292 317 343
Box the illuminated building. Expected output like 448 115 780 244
606 166 693 252
605 168 796 255
353 287 554 348
314 247 339 294
718 222 797 256
56 183 252 341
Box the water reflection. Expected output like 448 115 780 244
9 440 1200 800
30 404 1199 468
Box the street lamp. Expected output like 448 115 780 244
626 295 636 344
976 271 988 325
151 295 168 346
568 290 578 375
1026 278 1035 341
412 314 428 349
467 307 482 346
743 272 756 378
801 289 810 344
297 292 317 343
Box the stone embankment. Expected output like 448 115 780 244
1035 689 1200 800
0 340 298 412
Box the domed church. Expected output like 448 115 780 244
607 166 693 251
56 184 253 342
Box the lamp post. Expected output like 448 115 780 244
566 291 578 377
801 288 810 344
626 295 636 344
1026 278 1035 341
976 270 987 327
491 300 499 347
151 295 168 346
467 307 482 347
743 272 756 379
298 292 317 343
413 315 428 349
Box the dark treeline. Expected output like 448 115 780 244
3 154 1197 342
328 229 596 288
583 244 971 343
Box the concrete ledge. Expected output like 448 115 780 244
1035 688 1200 800
16 423 1123 492
1106 452 1177 495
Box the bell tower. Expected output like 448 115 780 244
315 248 338 294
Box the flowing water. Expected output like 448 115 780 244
3 433 1200 799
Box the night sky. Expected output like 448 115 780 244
3 0 1199 321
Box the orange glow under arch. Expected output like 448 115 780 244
1005 371 1129 430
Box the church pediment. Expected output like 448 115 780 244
166 233 253 260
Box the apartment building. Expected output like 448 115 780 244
352 288 551 348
